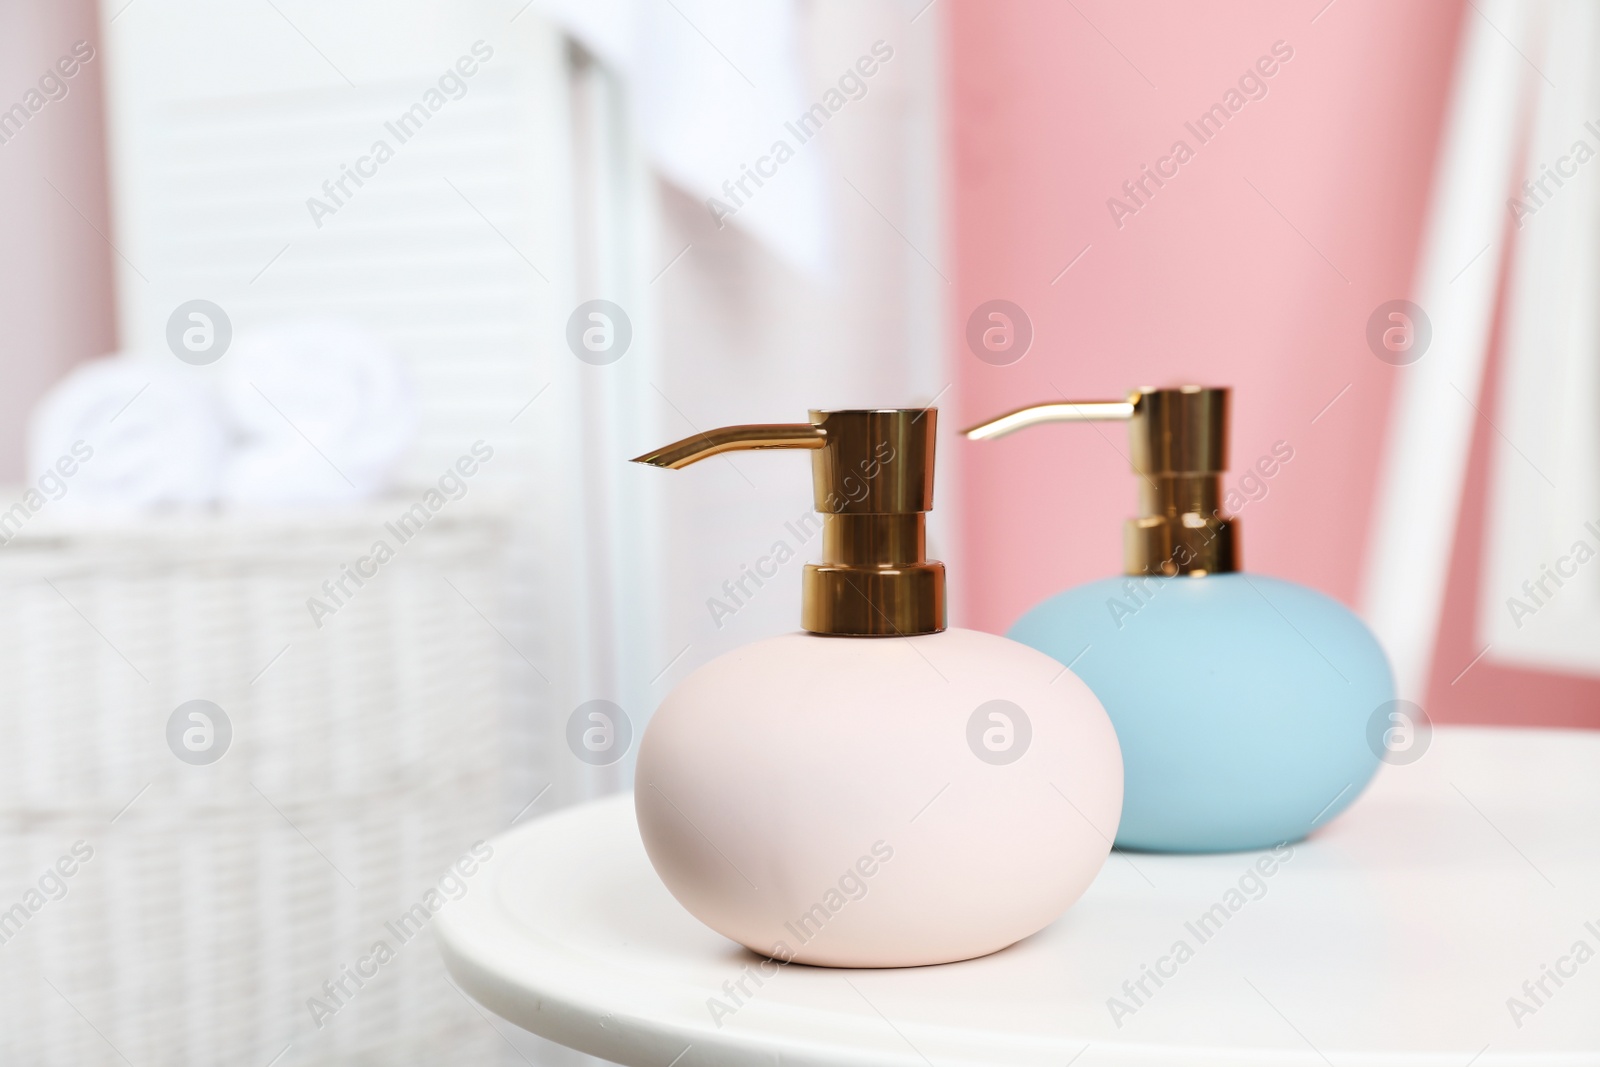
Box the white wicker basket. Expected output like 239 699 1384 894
0 498 517 1066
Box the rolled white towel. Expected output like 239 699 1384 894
26 355 226 513
219 319 417 505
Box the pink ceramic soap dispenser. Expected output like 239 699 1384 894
631 408 1123 967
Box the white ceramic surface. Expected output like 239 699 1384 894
437 726 1600 1066
634 628 1124 967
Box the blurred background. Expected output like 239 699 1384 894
0 0 1593 1063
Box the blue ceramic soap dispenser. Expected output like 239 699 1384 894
965 386 1393 852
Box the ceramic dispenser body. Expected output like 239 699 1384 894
638 628 1122 966
1010 574 1388 852
967 388 1392 853
632 409 1123 966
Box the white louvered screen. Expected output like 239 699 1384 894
93 3 659 1065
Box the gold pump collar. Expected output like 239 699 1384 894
962 386 1239 578
633 409 946 636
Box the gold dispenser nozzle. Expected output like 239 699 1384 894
962 386 1238 577
633 409 946 636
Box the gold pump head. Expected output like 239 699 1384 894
633 409 946 636
963 386 1238 577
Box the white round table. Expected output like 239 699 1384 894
437 727 1600 1065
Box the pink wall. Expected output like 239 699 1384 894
948 0 1600 729
947 6 1450 623
949 0 1465 624
0 1 113 481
